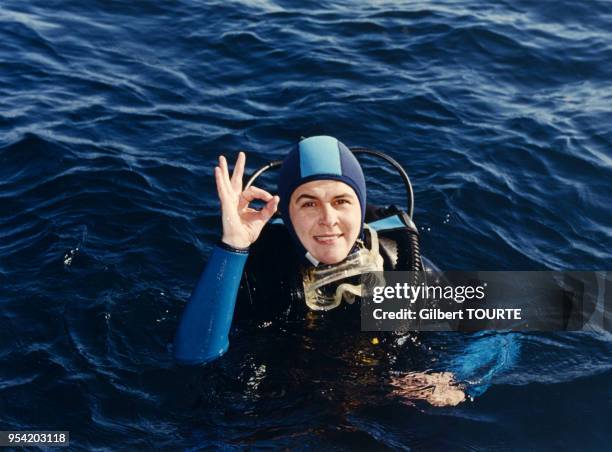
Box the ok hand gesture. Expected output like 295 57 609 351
215 152 280 249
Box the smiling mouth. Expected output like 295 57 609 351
313 233 343 244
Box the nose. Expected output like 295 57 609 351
318 203 338 226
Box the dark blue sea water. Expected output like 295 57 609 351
1 0 611 449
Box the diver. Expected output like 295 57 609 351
173 136 471 406
174 135 424 365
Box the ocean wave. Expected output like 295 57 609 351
1 0 611 448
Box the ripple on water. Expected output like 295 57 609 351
1 0 611 449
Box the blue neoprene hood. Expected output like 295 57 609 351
277 136 366 261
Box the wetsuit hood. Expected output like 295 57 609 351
277 136 367 264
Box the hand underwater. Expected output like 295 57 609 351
215 152 280 249
389 371 466 407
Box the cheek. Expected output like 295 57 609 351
345 208 362 235
291 212 314 240
347 225 360 244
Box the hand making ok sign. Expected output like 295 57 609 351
214 152 280 249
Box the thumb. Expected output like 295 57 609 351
260 195 279 222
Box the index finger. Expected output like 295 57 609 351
238 185 274 210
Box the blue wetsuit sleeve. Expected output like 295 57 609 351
173 243 249 365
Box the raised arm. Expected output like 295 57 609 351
173 153 279 365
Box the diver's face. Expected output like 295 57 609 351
289 180 362 265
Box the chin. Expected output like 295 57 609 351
313 248 349 265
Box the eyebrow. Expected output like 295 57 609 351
294 193 354 203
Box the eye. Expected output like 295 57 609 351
301 201 316 208
334 198 351 206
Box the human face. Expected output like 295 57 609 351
289 180 362 265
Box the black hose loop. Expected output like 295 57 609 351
245 148 415 219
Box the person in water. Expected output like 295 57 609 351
174 136 465 406
174 136 370 363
